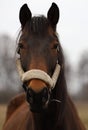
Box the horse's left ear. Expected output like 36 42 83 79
47 3 60 30
19 4 32 28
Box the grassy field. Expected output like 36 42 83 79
75 102 88 129
0 105 6 130
0 103 88 130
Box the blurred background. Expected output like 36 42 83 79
0 0 88 129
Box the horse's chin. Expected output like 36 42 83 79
30 108 44 113
29 104 49 113
29 107 45 113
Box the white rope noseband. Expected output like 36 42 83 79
16 59 60 89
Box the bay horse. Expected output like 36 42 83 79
3 3 86 130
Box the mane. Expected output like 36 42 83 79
24 16 49 36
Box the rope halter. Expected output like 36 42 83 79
16 59 61 89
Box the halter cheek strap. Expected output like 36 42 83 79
16 59 60 89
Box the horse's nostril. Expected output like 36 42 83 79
27 88 33 104
43 87 48 94
42 97 47 103
42 87 48 103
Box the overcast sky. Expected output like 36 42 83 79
0 0 88 65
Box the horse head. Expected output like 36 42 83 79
17 3 64 113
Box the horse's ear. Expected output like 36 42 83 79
47 3 60 30
19 4 32 28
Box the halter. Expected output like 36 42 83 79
16 58 60 89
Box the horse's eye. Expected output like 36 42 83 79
18 43 24 49
52 44 59 52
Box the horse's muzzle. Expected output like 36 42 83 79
26 87 50 113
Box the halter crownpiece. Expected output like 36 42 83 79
16 59 60 89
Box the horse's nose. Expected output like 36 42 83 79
26 87 49 112
27 87 48 104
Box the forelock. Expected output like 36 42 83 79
25 16 49 36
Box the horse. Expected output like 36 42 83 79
3 3 86 130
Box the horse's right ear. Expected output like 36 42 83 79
47 3 59 30
19 4 32 28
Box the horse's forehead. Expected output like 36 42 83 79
20 31 54 46
19 23 57 49
27 38 50 50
